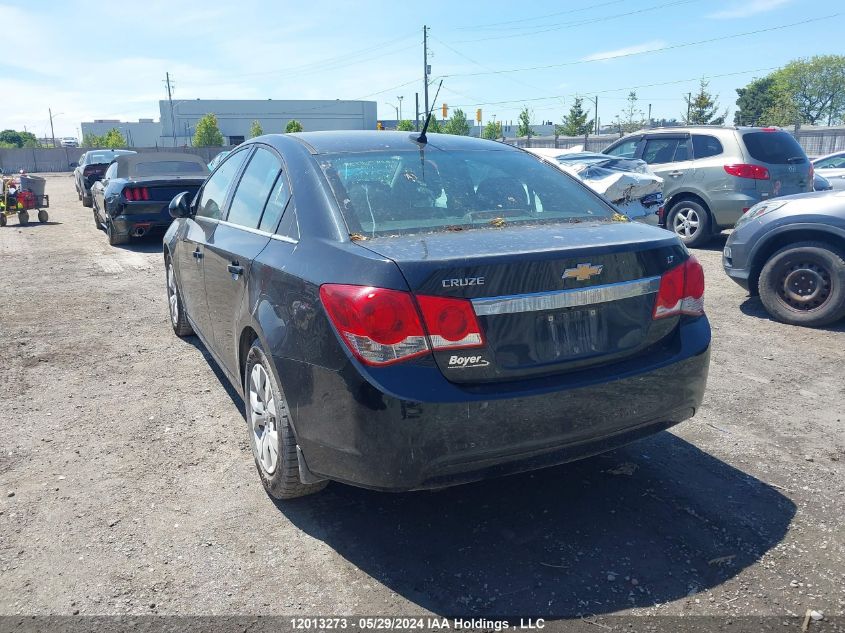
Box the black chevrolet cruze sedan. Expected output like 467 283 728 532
163 131 711 499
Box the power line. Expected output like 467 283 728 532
441 66 781 109
451 0 699 43
453 0 628 31
440 14 840 78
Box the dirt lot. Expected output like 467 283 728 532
1 174 843 622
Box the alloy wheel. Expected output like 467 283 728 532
249 363 279 475
167 263 179 327
672 207 699 239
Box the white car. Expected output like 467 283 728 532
524 148 663 225
812 151 845 190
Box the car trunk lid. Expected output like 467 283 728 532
358 222 686 383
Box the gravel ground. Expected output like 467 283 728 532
0 174 843 622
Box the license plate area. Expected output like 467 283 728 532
539 307 610 361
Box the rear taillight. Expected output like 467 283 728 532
319 284 484 366
416 295 484 350
320 285 429 365
653 256 705 319
123 186 150 201
724 164 770 180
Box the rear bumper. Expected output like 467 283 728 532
283 316 711 491
112 207 172 237
704 191 761 228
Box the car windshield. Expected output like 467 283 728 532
88 152 127 164
742 132 807 165
132 161 206 177
319 148 615 237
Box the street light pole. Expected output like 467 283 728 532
397 96 404 121
49 108 56 148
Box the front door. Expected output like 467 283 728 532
203 145 282 377
178 147 251 341
641 134 694 197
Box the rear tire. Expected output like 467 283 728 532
18 211 29 226
38 210 48 223
82 194 92 208
758 241 845 327
667 200 711 248
0 214 6 227
166 258 194 337
244 341 328 500
107 218 129 246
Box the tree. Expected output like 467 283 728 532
683 79 727 125
481 120 502 140
734 76 776 126
555 97 594 137
768 55 845 126
102 128 127 149
83 133 105 147
396 120 415 131
443 108 471 135
194 114 225 147
424 114 441 133
249 120 264 137
0 130 23 147
614 91 645 133
516 107 533 137
285 120 304 133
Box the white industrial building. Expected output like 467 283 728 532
81 99 378 147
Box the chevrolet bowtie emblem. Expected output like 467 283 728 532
562 263 604 281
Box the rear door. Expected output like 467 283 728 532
176 148 250 341
203 145 282 377
640 134 694 197
740 130 812 198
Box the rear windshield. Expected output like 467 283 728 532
132 161 206 177
742 132 807 165
319 148 615 237
88 152 126 164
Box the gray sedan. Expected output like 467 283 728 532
813 151 845 190
723 190 845 327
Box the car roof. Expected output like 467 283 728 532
813 150 845 162
113 152 208 178
281 130 515 154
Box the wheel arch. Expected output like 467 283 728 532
748 227 845 295
238 326 260 392
666 191 711 215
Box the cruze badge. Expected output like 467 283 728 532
562 263 603 281
442 277 485 288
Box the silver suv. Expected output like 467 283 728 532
603 126 813 247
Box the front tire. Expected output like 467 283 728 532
758 241 845 327
244 341 328 500
667 200 711 248
18 211 29 225
166 258 194 337
82 194 92 208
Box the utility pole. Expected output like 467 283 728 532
648 103 652 127
423 25 430 119
593 96 599 135
165 72 176 147
415 93 420 131
686 92 692 123
48 108 56 148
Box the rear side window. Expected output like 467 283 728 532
196 149 249 220
692 135 723 159
259 172 291 233
606 138 639 158
642 138 688 164
742 132 806 165
227 147 281 228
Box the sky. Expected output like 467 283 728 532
1 0 843 139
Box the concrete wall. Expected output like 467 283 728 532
0 146 231 175
80 120 164 148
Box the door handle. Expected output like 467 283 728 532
227 262 244 278
192 248 203 260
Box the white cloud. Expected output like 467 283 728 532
581 41 666 63
708 0 791 19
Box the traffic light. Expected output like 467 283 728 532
442 103 448 119
476 109 482 123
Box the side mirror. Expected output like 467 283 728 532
169 191 193 219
